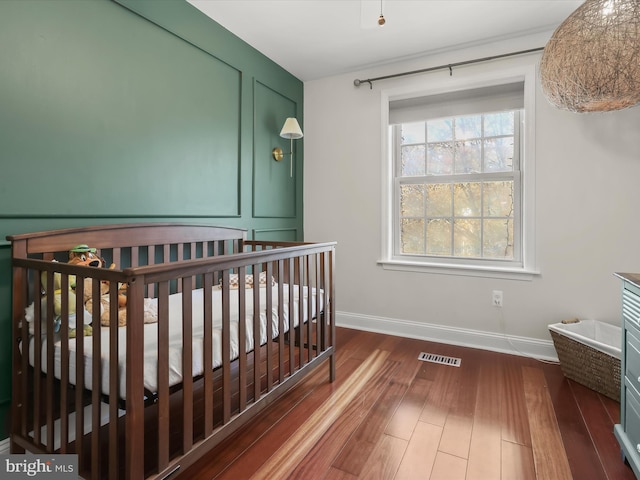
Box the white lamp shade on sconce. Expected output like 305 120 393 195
279 117 303 139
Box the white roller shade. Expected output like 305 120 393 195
389 81 524 125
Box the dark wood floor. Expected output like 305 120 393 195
182 327 635 479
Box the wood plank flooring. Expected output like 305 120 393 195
181 327 635 480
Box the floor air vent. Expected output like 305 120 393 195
418 352 461 367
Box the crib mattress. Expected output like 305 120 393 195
27 284 322 399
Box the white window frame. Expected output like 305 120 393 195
379 64 539 280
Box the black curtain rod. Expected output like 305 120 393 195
353 47 544 89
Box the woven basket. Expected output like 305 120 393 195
549 329 620 401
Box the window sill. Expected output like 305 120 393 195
378 259 539 281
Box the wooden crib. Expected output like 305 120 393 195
7 223 336 479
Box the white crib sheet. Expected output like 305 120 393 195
28 284 322 399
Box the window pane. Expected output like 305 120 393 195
400 184 425 217
400 122 425 144
484 111 514 137
401 218 425 254
483 181 513 217
454 139 481 173
427 142 454 175
455 115 482 140
483 219 514 259
426 219 452 256
427 118 453 142
453 182 481 217
484 137 514 172
401 145 425 176
454 219 481 257
426 183 452 217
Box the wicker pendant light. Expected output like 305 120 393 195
540 0 640 113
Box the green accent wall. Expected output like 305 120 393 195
0 0 304 440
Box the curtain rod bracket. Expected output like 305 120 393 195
353 78 374 89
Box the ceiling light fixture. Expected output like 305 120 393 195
540 0 640 112
378 0 385 26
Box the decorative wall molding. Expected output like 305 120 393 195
336 311 558 361
1 3 243 219
252 79 300 219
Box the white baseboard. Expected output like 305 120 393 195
336 311 559 361
0 437 9 455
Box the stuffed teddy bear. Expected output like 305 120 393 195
33 263 92 338
67 244 128 327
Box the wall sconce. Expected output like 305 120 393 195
272 117 303 177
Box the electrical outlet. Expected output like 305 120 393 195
492 290 503 307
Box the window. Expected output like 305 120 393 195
395 110 520 263
381 73 537 278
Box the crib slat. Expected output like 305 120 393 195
46 303 55 452
306 255 313 363
203 273 214 437
112 247 121 270
131 246 139 268
191 243 197 287
33 272 43 447
147 245 155 298
44 269 56 451
238 266 247 412
45 270 56 450
316 254 322 357
18 269 30 441
163 244 170 269
91 278 102 479
329 248 336 381
175 245 184 293
324 252 330 350
157 280 170 471
222 270 231 423
59 273 70 453
318 253 323 351
74 274 86 474
266 262 273 391
109 282 120 480
182 275 194 453
298 258 305 369
32 272 48 445
277 261 285 384
253 268 261 402
327 251 333 352
288 259 296 373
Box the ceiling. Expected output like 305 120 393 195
187 0 583 81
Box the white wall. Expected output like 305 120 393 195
303 33 640 358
